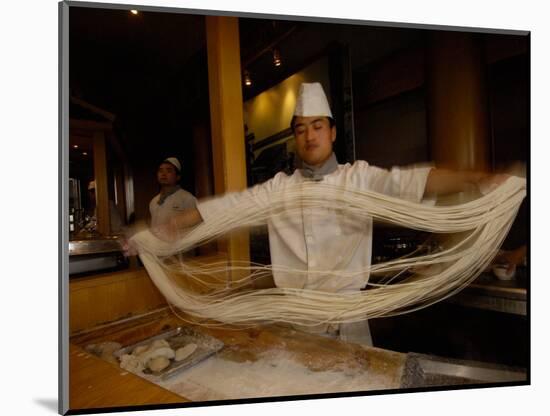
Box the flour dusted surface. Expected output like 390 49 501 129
156 348 395 401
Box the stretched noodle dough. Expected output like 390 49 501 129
131 177 526 326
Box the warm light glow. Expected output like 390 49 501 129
244 70 252 87
244 62 320 141
82 152 88 156
273 49 282 67
130 10 139 15
73 145 78 149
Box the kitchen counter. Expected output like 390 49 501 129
68 235 127 276
447 269 528 315
401 352 527 388
70 308 406 409
68 307 527 412
69 235 123 256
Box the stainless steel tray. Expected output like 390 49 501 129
114 327 224 380
69 237 122 256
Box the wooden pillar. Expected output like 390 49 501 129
427 32 490 172
206 16 249 281
192 122 214 199
113 165 126 223
93 131 110 235
192 122 217 255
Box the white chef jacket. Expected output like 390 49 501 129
150 188 197 229
197 161 432 292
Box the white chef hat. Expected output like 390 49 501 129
163 157 181 172
293 82 333 118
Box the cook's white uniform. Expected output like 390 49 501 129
197 161 432 343
150 188 197 229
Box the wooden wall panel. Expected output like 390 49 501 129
69 269 167 334
92 131 111 235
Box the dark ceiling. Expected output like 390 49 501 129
68 5 424 164
69 6 207 159
69 7 206 110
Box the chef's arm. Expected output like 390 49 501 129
170 208 203 230
148 208 204 242
424 168 508 197
165 179 274 236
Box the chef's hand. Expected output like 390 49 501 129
120 239 138 257
479 161 526 193
477 173 510 195
493 245 527 272
119 221 148 257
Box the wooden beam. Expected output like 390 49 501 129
70 118 113 131
113 165 127 225
206 16 250 282
70 95 116 121
192 122 214 199
427 32 490 206
93 131 111 235
426 32 490 172
206 16 247 193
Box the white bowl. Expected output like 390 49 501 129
492 265 516 281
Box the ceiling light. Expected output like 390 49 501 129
272 48 282 67
130 10 139 15
73 145 79 149
82 152 88 156
244 70 252 87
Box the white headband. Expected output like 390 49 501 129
163 157 181 172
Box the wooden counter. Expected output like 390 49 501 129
69 343 186 410
66 257 527 412
69 308 407 412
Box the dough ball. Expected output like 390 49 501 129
137 346 175 366
84 344 99 355
98 341 122 354
132 345 149 356
175 344 198 362
98 342 122 364
119 354 144 374
85 342 122 364
148 356 171 372
101 352 119 365
150 339 170 350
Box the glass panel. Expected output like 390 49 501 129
68 133 95 239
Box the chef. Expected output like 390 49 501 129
157 83 506 345
149 157 197 230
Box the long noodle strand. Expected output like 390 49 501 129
130 176 526 326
